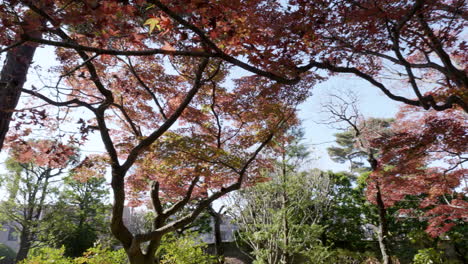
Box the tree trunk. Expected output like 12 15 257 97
127 253 153 264
0 13 43 151
376 183 392 264
280 152 290 264
208 206 224 258
368 155 392 264
15 227 32 263
280 198 290 264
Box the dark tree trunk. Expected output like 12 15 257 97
15 227 32 263
453 243 468 264
280 151 290 264
208 206 224 258
127 253 152 264
0 13 43 151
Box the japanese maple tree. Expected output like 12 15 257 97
371 106 467 238
1 4 308 260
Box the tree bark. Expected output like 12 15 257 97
280 150 290 264
208 206 224 258
0 13 43 151
15 227 32 263
376 185 392 264
369 155 392 264
127 253 152 264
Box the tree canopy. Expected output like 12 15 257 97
0 1 466 263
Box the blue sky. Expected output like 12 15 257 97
299 76 400 172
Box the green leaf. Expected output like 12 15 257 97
144 18 161 35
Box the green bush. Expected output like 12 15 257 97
0 243 16 264
301 243 332 264
19 247 72 264
19 246 128 264
326 248 379 264
19 234 215 264
413 248 445 264
158 233 216 264
75 245 128 264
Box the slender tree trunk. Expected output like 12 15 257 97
376 185 392 264
0 12 43 151
369 155 392 264
15 227 32 263
280 151 290 264
280 208 290 264
208 206 224 258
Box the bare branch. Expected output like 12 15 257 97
21 88 97 111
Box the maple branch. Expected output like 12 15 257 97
24 3 130 168
24 2 114 103
425 94 468 112
24 35 216 57
132 112 292 247
389 24 427 109
163 176 200 217
223 118 247 146
120 57 167 120
133 127 277 244
302 61 468 112
150 181 163 215
393 0 425 32
121 58 209 173
417 13 468 89
361 50 446 74
442 195 468 210
322 29 449 77
59 54 100 78
21 88 97 111
305 61 420 105
210 81 222 148
149 0 301 85
177 147 241 174
112 98 142 137
0 40 27 54
436 2 468 20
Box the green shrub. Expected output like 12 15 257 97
301 243 332 264
158 233 216 264
75 245 128 264
19 246 128 264
19 247 72 264
413 248 445 264
19 235 215 264
326 248 379 264
0 243 16 264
